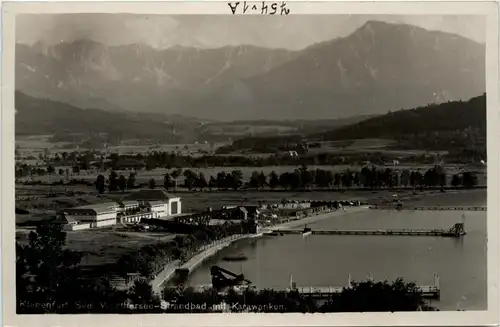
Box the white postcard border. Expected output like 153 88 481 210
1 1 499 326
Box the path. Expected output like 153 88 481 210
151 234 252 293
151 260 181 293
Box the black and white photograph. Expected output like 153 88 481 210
1 1 499 326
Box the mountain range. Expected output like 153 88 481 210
16 20 485 121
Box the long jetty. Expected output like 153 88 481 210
195 274 441 300
286 284 440 299
271 223 466 238
370 205 486 211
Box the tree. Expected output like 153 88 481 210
95 174 106 194
183 170 197 191
436 165 447 188
47 165 55 175
208 176 217 191
230 170 243 190
300 168 314 189
334 173 342 190
118 175 127 192
279 172 291 190
16 222 84 313
73 166 80 174
359 167 371 187
401 169 410 187
257 171 267 188
108 170 118 192
462 171 478 188
164 173 172 190
128 279 161 313
353 172 360 187
371 166 380 189
170 168 183 190
16 222 130 314
325 171 334 188
269 171 280 190
148 178 156 189
342 170 353 189
197 172 208 190
249 171 260 189
127 172 136 189
451 174 462 187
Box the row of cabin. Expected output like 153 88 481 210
60 190 182 231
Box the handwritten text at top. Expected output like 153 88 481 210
228 1 290 15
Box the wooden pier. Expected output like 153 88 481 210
370 205 486 211
271 223 466 238
287 273 441 299
194 274 441 299
287 284 440 299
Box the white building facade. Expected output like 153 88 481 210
62 190 183 231
62 203 118 230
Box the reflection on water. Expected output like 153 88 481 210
186 193 487 311
453 237 465 250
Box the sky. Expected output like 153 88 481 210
16 14 485 50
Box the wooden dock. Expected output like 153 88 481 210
194 274 441 299
288 273 440 299
271 223 466 238
285 284 440 299
370 205 486 211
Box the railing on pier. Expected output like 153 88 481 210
194 273 441 299
370 205 486 211
286 273 440 299
272 223 466 238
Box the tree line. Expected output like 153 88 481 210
17 221 437 313
15 145 485 183
91 165 480 194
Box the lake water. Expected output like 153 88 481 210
186 191 487 311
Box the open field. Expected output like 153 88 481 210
16 135 226 156
16 224 177 268
17 134 453 159
201 124 297 137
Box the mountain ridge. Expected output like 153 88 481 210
188 20 485 120
16 20 485 121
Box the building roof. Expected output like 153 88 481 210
121 200 140 207
146 200 167 206
64 202 117 215
125 189 180 201
64 215 78 224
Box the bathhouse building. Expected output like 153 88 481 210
60 190 182 231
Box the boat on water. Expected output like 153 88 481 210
222 254 248 262
302 227 312 237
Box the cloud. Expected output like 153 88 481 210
16 14 485 50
